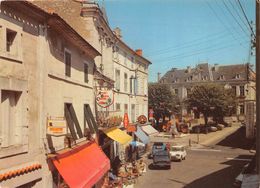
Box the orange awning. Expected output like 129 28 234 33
52 141 110 188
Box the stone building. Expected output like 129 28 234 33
0 2 110 187
160 63 256 116
32 0 151 123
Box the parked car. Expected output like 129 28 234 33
149 142 166 158
169 145 187 161
152 150 171 169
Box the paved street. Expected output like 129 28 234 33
135 127 254 188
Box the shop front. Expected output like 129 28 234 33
49 141 110 188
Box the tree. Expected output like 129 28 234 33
186 83 237 125
148 83 180 127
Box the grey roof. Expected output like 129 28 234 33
160 63 249 84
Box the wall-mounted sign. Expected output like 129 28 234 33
47 117 67 136
137 115 147 124
96 89 114 108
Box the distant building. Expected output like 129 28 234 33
160 63 256 116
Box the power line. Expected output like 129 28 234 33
222 0 249 37
206 1 247 49
145 30 228 55
227 0 251 32
146 32 230 57
155 40 249 64
152 37 248 61
236 0 256 38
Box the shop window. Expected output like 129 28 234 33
84 63 89 83
64 103 83 140
0 90 22 147
64 50 71 77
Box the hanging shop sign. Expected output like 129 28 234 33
96 89 114 108
127 123 136 132
137 115 147 124
47 117 67 136
123 113 129 128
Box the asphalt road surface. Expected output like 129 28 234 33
135 127 254 188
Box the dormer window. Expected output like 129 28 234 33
235 74 240 79
202 76 207 81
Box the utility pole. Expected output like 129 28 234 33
256 0 260 175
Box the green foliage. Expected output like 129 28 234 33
148 83 180 120
186 83 237 123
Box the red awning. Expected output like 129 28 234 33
52 141 110 188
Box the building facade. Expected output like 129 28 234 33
160 63 256 116
0 2 110 188
33 1 151 124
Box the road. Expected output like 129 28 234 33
135 127 254 188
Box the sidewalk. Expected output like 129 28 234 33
149 123 242 148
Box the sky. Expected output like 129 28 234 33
99 0 256 82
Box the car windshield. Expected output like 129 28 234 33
171 147 184 151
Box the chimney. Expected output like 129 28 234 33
136 49 143 56
113 27 122 39
157 72 161 83
187 66 191 73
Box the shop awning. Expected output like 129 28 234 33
52 141 110 188
141 124 159 136
103 127 132 145
134 126 150 144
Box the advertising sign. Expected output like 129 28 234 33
123 113 129 128
96 89 114 108
47 117 67 136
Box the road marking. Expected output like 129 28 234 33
226 158 251 161
190 148 222 152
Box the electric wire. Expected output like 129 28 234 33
206 1 247 49
222 0 249 37
236 0 256 38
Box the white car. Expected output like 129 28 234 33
169 145 187 161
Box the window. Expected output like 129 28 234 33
236 74 240 79
115 70 120 91
124 73 128 92
174 89 179 95
131 104 135 122
130 76 134 94
0 90 22 147
124 104 128 114
220 75 224 80
64 50 71 77
116 103 120 111
64 103 83 140
240 85 245 96
84 104 98 134
186 88 191 98
232 86 237 96
84 63 88 83
6 29 17 53
124 52 127 65
239 105 245 115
